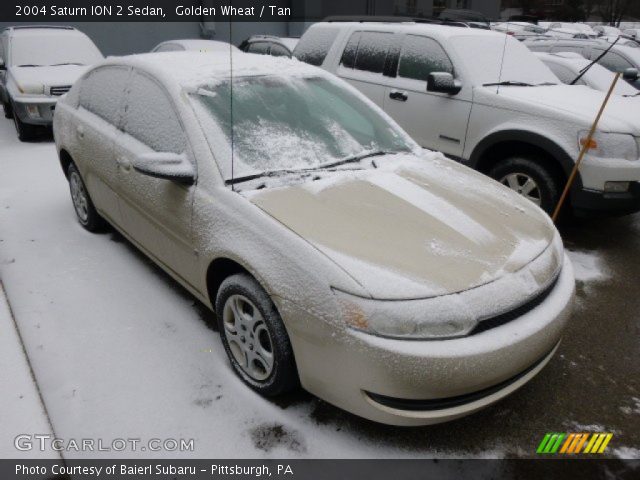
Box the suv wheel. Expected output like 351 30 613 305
216 273 298 397
67 163 106 232
12 103 38 141
489 155 562 215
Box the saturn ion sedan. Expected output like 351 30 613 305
53 52 575 426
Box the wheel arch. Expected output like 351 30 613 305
59 148 74 179
205 257 254 307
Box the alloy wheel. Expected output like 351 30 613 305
69 171 89 223
500 172 542 206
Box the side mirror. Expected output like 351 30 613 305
132 152 195 185
622 68 639 81
427 72 462 95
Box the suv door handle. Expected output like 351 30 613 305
389 90 408 102
116 156 131 171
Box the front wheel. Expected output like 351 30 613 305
3 101 12 119
216 273 299 397
12 103 38 141
489 155 562 215
67 163 106 232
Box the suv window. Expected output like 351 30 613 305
247 42 270 55
593 50 634 72
293 26 339 66
398 35 454 81
270 44 290 57
354 32 393 74
79 66 130 126
340 32 361 68
123 72 186 154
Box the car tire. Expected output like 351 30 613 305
489 155 562 215
2 101 12 119
12 103 38 141
67 163 107 232
216 273 299 397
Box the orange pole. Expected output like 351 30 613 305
551 72 621 222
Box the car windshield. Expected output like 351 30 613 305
10 33 103 67
190 75 415 180
451 35 560 86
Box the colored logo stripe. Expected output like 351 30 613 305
537 433 612 454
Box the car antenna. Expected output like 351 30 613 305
569 36 619 85
496 21 510 95
228 18 235 192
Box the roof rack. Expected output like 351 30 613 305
322 15 475 28
8 25 75 31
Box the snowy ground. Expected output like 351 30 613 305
1 117 639 460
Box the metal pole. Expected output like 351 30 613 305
551 72 621 223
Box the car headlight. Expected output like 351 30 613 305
17 83 44 95
333 289 477 340
578 131 639 161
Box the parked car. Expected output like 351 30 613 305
547 22 594 39
0 25 103 141
52 52 575 426
524 38 640 89
239 35 299 57
438 9 491 30
295 21 640 216
151 39 239 53
491 21 548 40
535 51 639 96
594 25 622 37
623 28 640 41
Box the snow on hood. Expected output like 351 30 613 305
10 65 90 91
245 152 559 300
477 84 640 135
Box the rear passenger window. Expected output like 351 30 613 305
293 26 339 66
354 32 392 74
79 66 130 126
123 72 186 154
270 44 290 57
248 42 270 55
398 35 454 81
340 32 361 68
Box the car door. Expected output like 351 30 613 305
113 69 198 287
75 65 131 225
382 34 472 158
336 31 395 108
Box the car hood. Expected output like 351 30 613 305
245 153 559 300
10 65 89 91
477 84 640 135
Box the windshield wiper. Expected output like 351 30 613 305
570 37 619 85
483 81 534 87
16 64 43 67
316 150 397 170
50 62 85 66
225 150 400 186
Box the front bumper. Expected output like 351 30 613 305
281 255 575 426
572 182 640 217
12 96 57 125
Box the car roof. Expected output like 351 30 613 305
156 39 240 51
314 21 504 40
102 51 325 89
247 35 299 49
4 25 81 37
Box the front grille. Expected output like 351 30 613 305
50 85 71 96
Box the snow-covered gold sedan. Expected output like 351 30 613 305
53 52 574 426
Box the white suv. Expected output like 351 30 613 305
0 26 103 141
294 21 640 216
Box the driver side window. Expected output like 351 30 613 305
123 71 186 154
397 35 454 82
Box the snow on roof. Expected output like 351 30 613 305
103 51 325 89
315 21 504 40
160 39 240 52
7 26 85 38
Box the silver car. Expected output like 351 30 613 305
53 52 574 426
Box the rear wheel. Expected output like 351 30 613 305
216 273 298 397
67 163 106 232
2 101 12 119
489 155 562 215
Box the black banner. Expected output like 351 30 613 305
3 459 640 480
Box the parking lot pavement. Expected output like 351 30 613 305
0 116 638 460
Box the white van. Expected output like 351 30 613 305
294 21 640 216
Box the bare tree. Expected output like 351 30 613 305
598 0 632 26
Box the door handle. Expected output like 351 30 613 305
116 156 131 171
76 125 85 138
389 90 408 102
